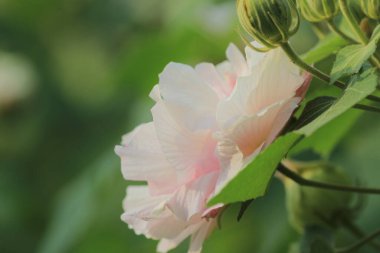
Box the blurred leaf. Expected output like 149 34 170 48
302 34 348 64
37 152 118 253
330 26 380 84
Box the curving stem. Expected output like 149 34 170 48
280 42 380 104
277 164 380 194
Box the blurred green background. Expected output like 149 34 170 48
1 0 379 252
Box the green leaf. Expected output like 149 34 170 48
290 111 361 158
330 28 380 84
208 70 377 206
301 34 348 64
37 152 119 253
208 133 301 206
292 96 336 130
370 25 380 42
298 69 378 136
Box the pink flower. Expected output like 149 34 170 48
115 44 311 253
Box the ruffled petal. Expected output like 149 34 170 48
226 43 248 76
152 101 219 184
158 62 219 130
188 220 217 253
195 63 230 98
115 123 178 195
167 172 219 221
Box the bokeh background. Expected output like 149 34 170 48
1 0 380 252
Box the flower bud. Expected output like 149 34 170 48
237 0 300 49
360 0 380 20
347 0 366 22
282 160 355 233
297 0 340 22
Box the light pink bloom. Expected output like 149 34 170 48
115 44 311 253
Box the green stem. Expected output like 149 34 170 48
311 23 327 40
326 19 356 44
336 229 380 253
280 42 380 103
354 104 380 114
277 164 380 194
338 0 380 69
342 218 380 251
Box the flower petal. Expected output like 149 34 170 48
158 62 219 130
188 220 217 253
152 101 219 184
115 123 178 195
167 172 219 221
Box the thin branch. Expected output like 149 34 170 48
336 229 380 253
354 104 380 114
280 42 380 104
277 164 380 194
341 218 380 251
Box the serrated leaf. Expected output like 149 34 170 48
298 69 377 136
301 34 348 64
330 27 380 84
208 70 377 206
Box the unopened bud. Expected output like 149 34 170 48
360 0 380 20
282 160 355 233
347 0 366 22
237 0 300 49
297 0 340 22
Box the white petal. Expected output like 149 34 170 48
158 62 219 130
157 222 203 253
217 74 260 129
226 43 248 76
149 84 161 102
195 63 230 98
115 123 178 195
122 186 193 240
188 220 217 253
152 101 219 184
244 42 266 70
219 100 290 157
167 172 219 221
249 48 304 111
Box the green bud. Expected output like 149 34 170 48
297 0 340 22
347 0 366 22
360 0 380 20
282 160 355 233
237 0 300 49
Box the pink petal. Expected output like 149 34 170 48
152 101 219 184
158 62 219 130
167 172 219 221
115 123 178 195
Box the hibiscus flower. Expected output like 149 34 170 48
115 43 311 253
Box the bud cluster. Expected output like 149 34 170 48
360 0 380 20
237 0 380 49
